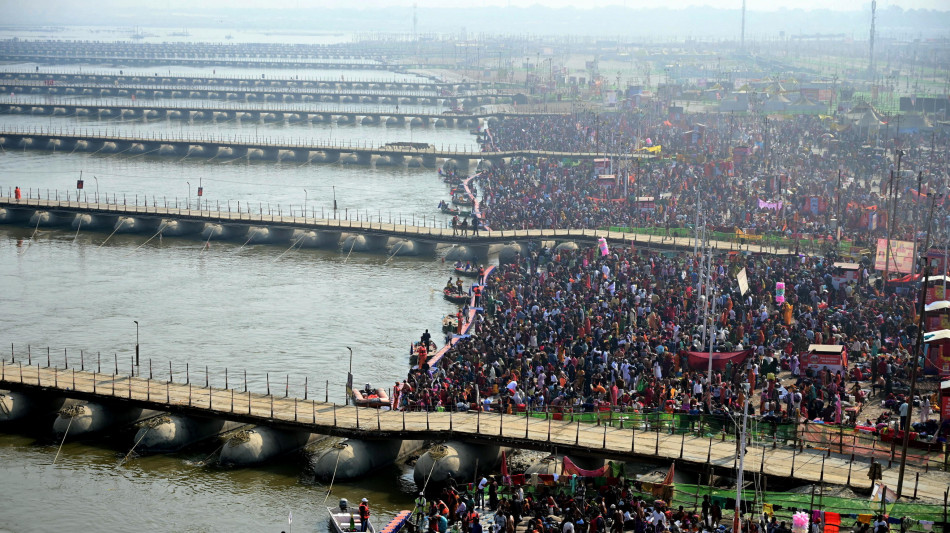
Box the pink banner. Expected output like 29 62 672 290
685 350 752 371
757 199 783 210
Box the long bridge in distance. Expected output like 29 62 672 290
0 39 392 62
0 99 559 128
0 360 944 502
0 80 514 106
0 71 481 92
0 127 640 169
0 54 391 70
0 196 788 256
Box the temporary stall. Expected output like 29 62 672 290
803 344 848 374
923 330 950 378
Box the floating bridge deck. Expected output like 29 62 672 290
0 360 945 502
0 196 792 255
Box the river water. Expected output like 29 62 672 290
0 33 485 532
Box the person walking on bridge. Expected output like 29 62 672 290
14 186 21 202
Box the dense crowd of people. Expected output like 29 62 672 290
388 107 950 531
475 112 949 251
396 241 946 444
410 467 902 533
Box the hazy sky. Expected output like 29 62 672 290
63 0 950 10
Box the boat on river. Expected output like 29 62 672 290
454 265 479 278
441 204 471 217
328 499 375 533
443 288 469 304
352 385 390 408
441 314 460 333
451 194 473 207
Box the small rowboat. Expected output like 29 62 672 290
441 205 471 217
454 266 479 278
409 340 438 368
352 385 390 408
443 288 469 304
441 314 460 333
328 499 375 533
451 195 473 207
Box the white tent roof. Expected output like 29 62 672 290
925 301 950 313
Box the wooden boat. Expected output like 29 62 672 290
409 340 438 368
441 314 460 333
328 499 375 533
454 266 479 278
451 195 473 207
443 288 470 304
352 386 390 408
440 205 471 217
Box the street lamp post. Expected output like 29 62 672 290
133 320 139 368
345 346 353 406
94 176 99 203
186 181 191 209
303 189 308 218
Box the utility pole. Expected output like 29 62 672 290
835 169 842 243
896 192 940 497
868 0 877 78
883 150 904 282
740 0 747 50
911 172 923 274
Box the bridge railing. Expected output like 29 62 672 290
0 124 482 154
0 97 478 119
0 189 465 232
2 348 947 474
0 79 501 99
0 190 797 251
0 71 477 91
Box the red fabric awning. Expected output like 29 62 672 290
561 456 610 478
887 273 921 284
685 350 751 371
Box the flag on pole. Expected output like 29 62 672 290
500 450 511 485
661 463 675 485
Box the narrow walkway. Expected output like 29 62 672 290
0 196 795 255
1 361 945 502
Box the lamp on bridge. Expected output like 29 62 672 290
133 320 140 369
